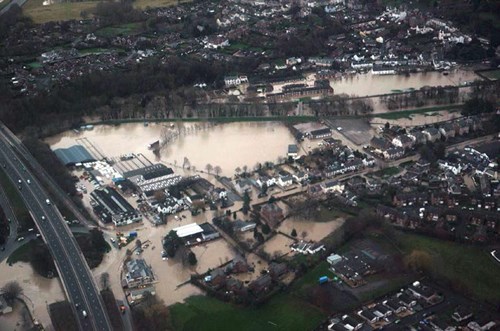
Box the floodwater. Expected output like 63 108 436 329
277 217 345 242
330 69 480 97
0 261 65 328
46 122 296 177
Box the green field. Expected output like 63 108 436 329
95 23 143 38
479 69 500 81
396 233 500 303
371 166 401 178
170 294 325 331
22 0 190 24
375 104 460 120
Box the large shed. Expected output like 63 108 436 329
53 145 95 166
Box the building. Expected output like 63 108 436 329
267 80 334 101
53 145 96 166
321 180 345 194
224 75 248 87
260 202 284 228
232 219 256 232
383 147 405 160
90 187 142 226
327 254 343 265
310 127 332 139
125 259 155 288
422 127 441 142
392 135 415 149
288 144 299 158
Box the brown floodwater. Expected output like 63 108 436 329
330 69 481 97
46 122 296 177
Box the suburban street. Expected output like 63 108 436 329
0 126 112 331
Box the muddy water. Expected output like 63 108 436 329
277 217 345 242
0 261 65 328
46 122 295 177
330 69 480 97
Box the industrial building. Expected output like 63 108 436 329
90 187 141 226
53 145 95 166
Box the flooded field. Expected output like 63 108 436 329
0 261 65 328
46 122 296 177
277 217 345 242
262 234 295 258
330 69 480 97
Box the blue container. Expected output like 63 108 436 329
319 276 328 284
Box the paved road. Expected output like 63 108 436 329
0 182 19 251
0 0 28 16
0 130 112 331
0 123 97 228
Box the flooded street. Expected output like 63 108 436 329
46 122 296 177
330 69 480 97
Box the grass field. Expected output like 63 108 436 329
479 69 500 81
375 104 460 120
22 0 190 24
371 166 401 178
396 232 500 303
170 294 325 331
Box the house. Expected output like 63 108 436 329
224 75 248 87
383 147 405 160
392 135 415 149
327 254 343 265
307 242 325 254
293 171 308 183
277 174 293 188
125 259 155 288
269 262 288 279
452 307 473 323
310 128 332 139
341 314 364 331
248 274 272 295
232 219 256 232
260 203 284 228
397 293 417 308
373 304 392 318
383 298 407 314
408 283 439 303
288 144 299 158
256 176 276 188
321 180 345 194
358 308 379 324
204 35 230 49
409 131 427 145
370 137 392 152
467 321 497 331
423 127 441 142
455 119 470 135
440 123 456 139
234 178 253 195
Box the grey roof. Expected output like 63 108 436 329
53 145 95 166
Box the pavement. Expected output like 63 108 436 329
0 125 112 331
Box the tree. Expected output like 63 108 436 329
404 250 432 272
301 231 308 239
384 122 390 130
461 98 494 116
153 190 166 203
132 293 171 331
214 165 222 176
182 157 190 169
235 166 241 174
100 272 110 290
261 182 268 195
187 252 197 265
1 281 23 302
262 223 271 235
242 165 248 175
135 239 142 249
291 229 297 237
242 191 250 215
205 163 213 174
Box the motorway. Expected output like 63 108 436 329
0 129 112 331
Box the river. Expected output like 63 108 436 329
46 122 297 177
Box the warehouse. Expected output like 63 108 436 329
54 145 95 166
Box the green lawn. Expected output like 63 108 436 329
292 261 331 290
170 294 325 331
480 69 500 81
95 23 143 38
396 233 500 303
375 105 460 120
371 166 401 178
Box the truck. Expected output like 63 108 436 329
318 276 329 284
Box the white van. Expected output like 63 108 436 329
45 199 50 205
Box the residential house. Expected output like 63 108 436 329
125 259 155 288
455 119 470 135
397 293 417 308
293 171 308 183
248 274 272 295
260 203 284 228
341 314 364 331
409 131 427 145
383 298 407 314
321 180 345 194
256 176 276 189
310 128 332 139
440 123 456 139
392 135 415 149
288 144 299 158
422 127 441 142
370 137 392 152
452 307 473 323
232 219 256 232
224 75 248 87
234 178 253 195
277 174 294 188
269 262 288 279
408 283 439 303
383 147 405 160
358 308 379 324
204 35 230 49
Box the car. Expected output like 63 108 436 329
82 310 87 318
36 233 41 238
17 179 21 184
26 179 31 184
120 305 126 314
45 199 50 205
110 238 116 243
17 237 24 242
41 216 46 221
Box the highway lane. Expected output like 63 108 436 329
0 138 111 331
0 123 96 228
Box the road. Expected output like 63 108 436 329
0 0 28 16
0 129 112 331
0 182 19 252
0 123 96 228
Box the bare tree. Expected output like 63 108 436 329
1 281 23 302
135 239 142 249
212 166 221 177
301 231 308 239
100 272 110 290
235 166 241 174
205 163 213 174
153 190 166 203
242 165 248 174
254 162 262 171
182 157 190 169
